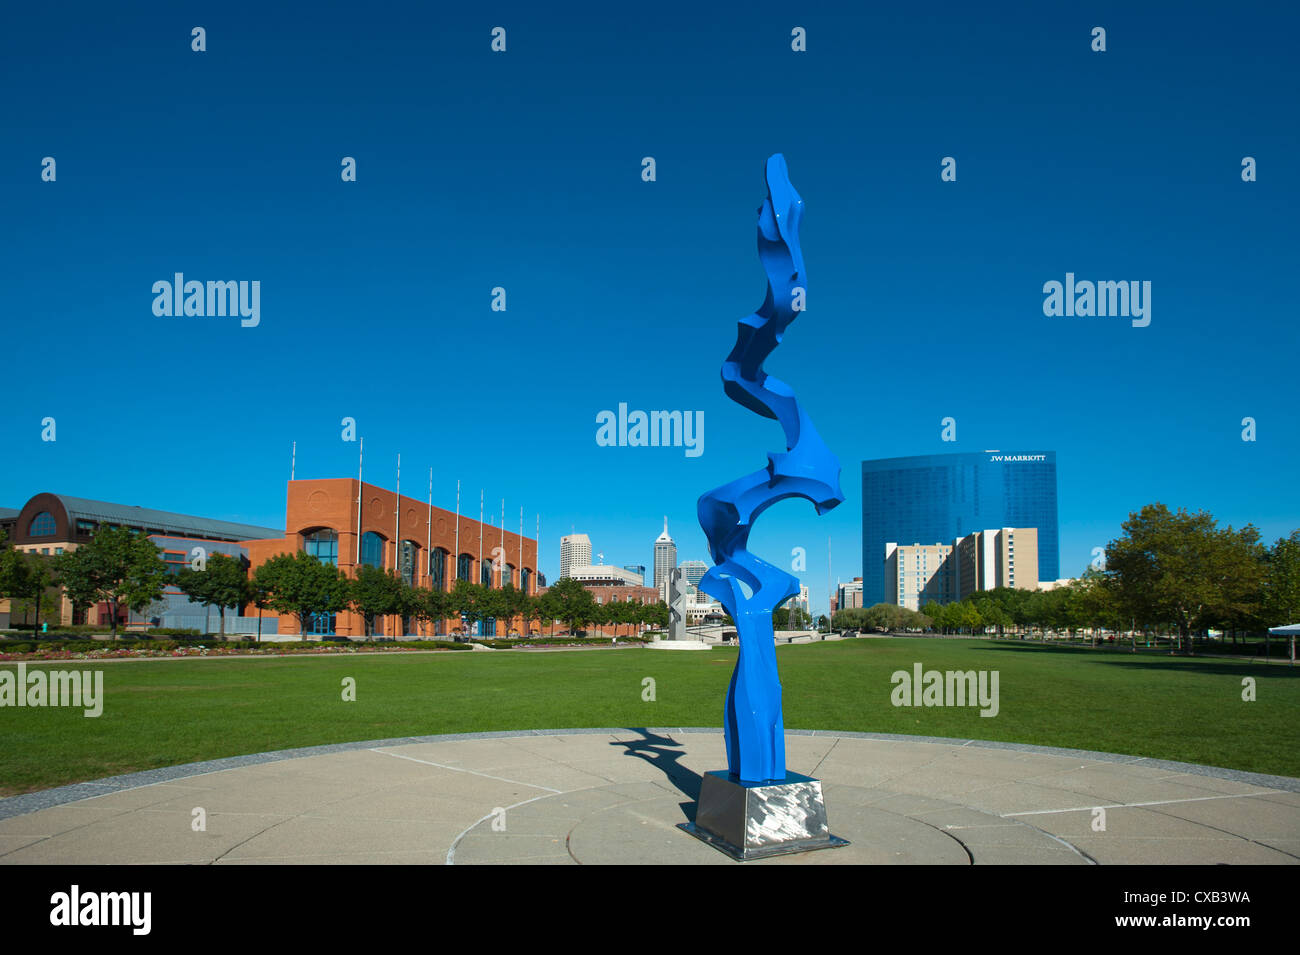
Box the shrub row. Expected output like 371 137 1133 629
0 637 475 655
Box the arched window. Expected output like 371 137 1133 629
520 568 531 595
457 553 473 582
28 512 56 537
503 564 515 589
303 528 338 565
429 548 448 591
399 540 418 586
362 532 385 568
481 559 493 587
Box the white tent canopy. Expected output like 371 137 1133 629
1267 623 1299 665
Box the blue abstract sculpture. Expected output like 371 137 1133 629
697 154 845 784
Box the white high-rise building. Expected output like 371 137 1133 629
559 534 591 580
653 517 677 592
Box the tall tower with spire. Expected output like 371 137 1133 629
653 516 677 594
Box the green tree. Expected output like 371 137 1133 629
477 584 511 638
450 580 484 637
0 530 21 598
1106 503 1265 654
919 601 944 631
1 538 59 634
1263 530 1300 625
641 600 668 632
253 551 349 638
349 565 409 638
546 578 598 635
1067 569 1121 646
514 589 539 637
775 600 811 630
248 572 273 643
175 552 250 640
54 527 169 639
415 583 452 637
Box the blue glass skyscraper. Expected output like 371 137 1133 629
861 452 1059 606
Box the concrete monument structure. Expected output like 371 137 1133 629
667 566 688 641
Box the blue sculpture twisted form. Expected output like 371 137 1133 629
698 154 845 783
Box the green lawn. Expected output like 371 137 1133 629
2 638 1296 795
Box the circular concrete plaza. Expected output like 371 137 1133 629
1 729 1297 865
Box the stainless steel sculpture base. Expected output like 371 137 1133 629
678 770 849 861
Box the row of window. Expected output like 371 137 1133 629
301 529 532 591
305 613 506 637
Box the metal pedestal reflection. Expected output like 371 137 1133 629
679 770 848 861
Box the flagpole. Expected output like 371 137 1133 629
478 491 485 638
827 535 832 633
355 437 364 565
426 467 433 636
454 480 461 580
395 453 401 574
290 441 296 481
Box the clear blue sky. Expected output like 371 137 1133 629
2 1 1296 615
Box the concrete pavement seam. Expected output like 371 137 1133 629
3 728 1296 822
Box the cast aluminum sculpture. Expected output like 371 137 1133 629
681 154 846 860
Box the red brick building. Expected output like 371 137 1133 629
246 479 537 638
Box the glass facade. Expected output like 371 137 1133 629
399 540 417 586
861 452 1059 606
303 528 338 565
520 567 530 594
361 531 385 568
457 553 472 582
429 548 447 590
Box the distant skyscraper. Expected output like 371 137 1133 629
884 545 953 611
623 564 646 583
862 451 1058 605
884 528 1040 610
559 533 591 580
653 517 677 591
679 560 708 590
836 578 865 611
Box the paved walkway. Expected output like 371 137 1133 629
1 729 1296 864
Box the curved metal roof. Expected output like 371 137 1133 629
52 494 283 541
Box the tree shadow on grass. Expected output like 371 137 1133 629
969 642 1300 679
610 729 703 821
